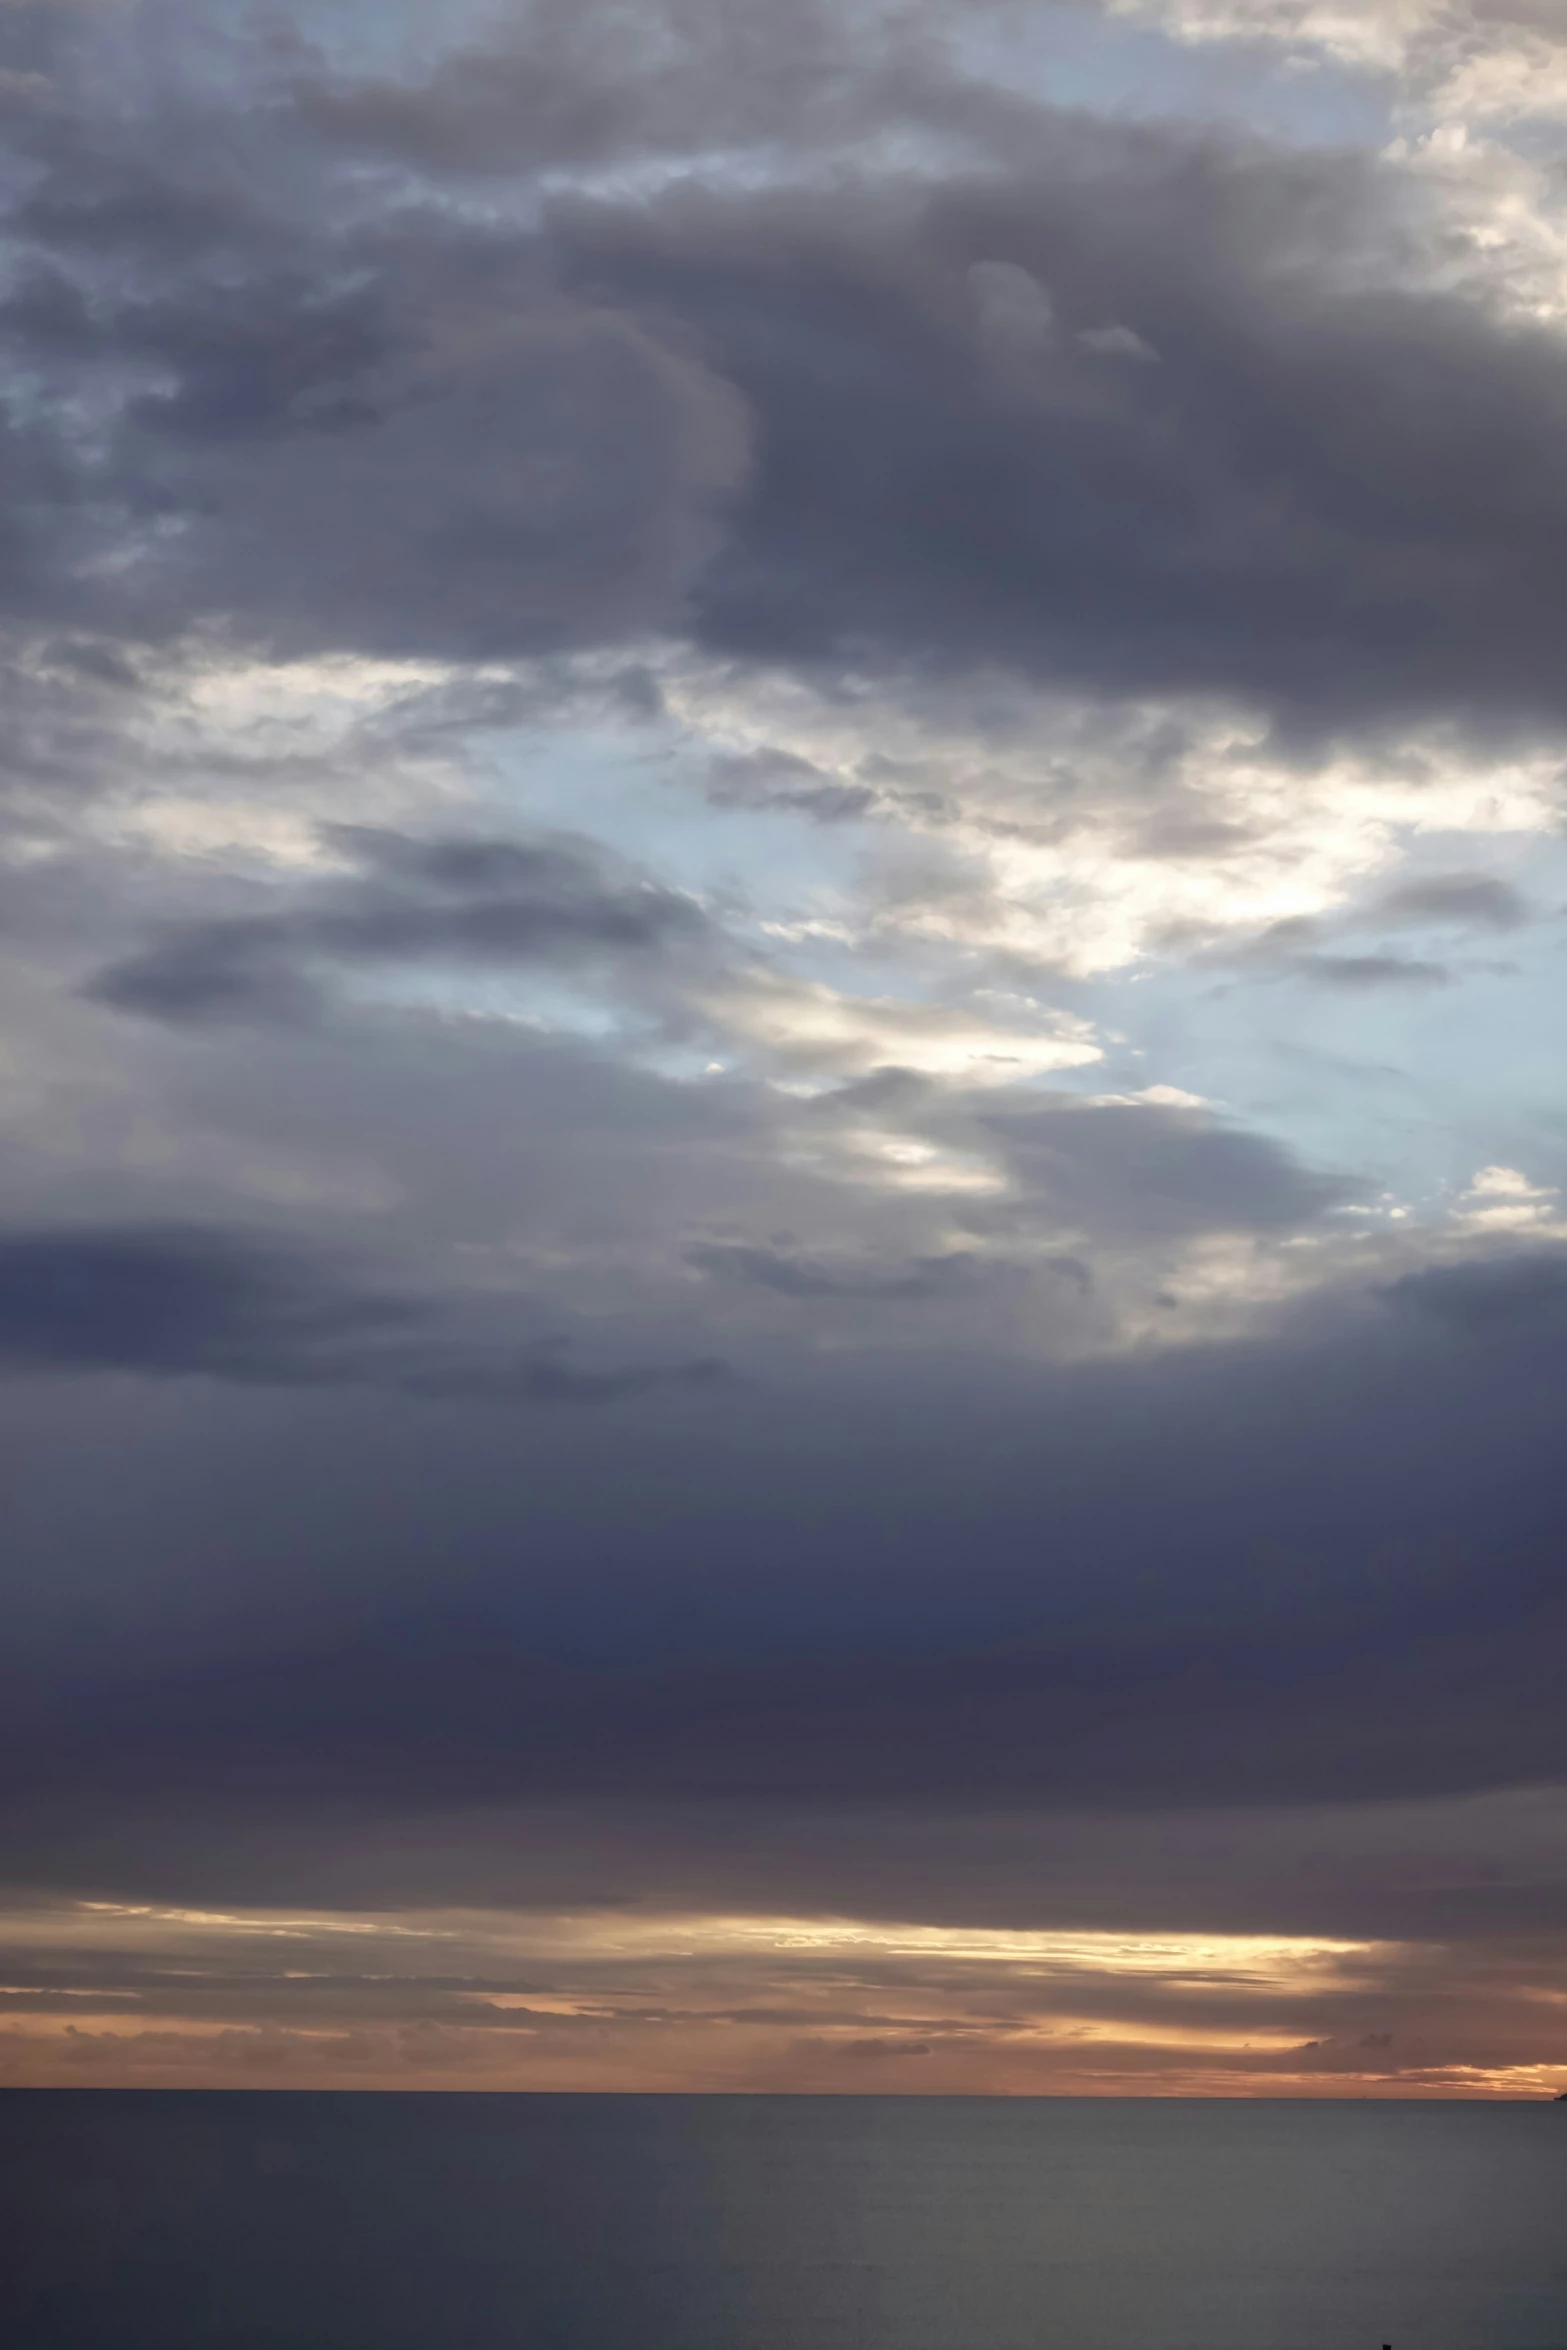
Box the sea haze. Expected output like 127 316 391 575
2 2092 1565 2350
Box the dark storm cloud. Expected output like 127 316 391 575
109 279 389 449
0 200 750 661
170 302 748 660
9 1781 1567 1955
1 16 1567 724
1384 1249 1567 1335
547 150 1567 728
397 1342 728 1407
0 1222 723 1402
4 1242 1566 1846
0 412 91 637
0 1224 412 1381
87 827 713 1024
107 275 753 662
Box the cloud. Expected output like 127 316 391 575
1449 1166 1567 1236
3 0 1567 2108
4 1860 1564 2092
549 143 1567 729
3 1230 1565 1837
158 296 752 661
0 1222 726 1403
0 13 1565 727
1294 952 1453 989
656 662 1566 980
0 195 751 663
86 827 714 1025
289 0 937 180
0 1224 413 1381
1110 1 1567 129
685 1240 985 1300
1372 872 1532 930
704 747 878 823
397 1341 729 1406
1105 0 1445 76
1385 1244 1567 1332
707 973 1101 1083
982 1094 1351 1236
1076 323 1160 363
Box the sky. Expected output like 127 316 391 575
2 0 1567 2099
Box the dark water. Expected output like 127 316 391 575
2 2093 1564 2350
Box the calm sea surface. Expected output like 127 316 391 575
1 2092 1564 2350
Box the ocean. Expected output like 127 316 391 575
1 2092 1563 2350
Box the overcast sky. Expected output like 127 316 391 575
2 0 1567 2097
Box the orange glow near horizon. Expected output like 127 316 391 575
1 1894 1564 2097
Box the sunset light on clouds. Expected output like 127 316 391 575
3 1888 1557 2097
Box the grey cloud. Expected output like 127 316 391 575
970 258 1058 358
112 278 390 447
153 292 752 661
399 1342 729 1407
5 19 1567 725
1220 915 1461 990
686 1241 983 1300
705 748 877 823
0 1224 414 1382
14 1784 1567 1950
550 145 1567 727
1076 323 1159 363
1383 1249 1567 1335
1130 798 1261 861
980 1093 1350 1237
291 0 928 180
88 918 327 1026
0 1222 724 1404
1 211 751 662
0 412 93 639
8 1235 1567 1830
28 894 1356 1303
87 828 712 1025
1372 873 1533 931
1296 953 1453 990
0 635 153 851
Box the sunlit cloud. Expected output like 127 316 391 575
1452 1165 1566 1234
0 1892 1561 2094
661 663 1565 979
